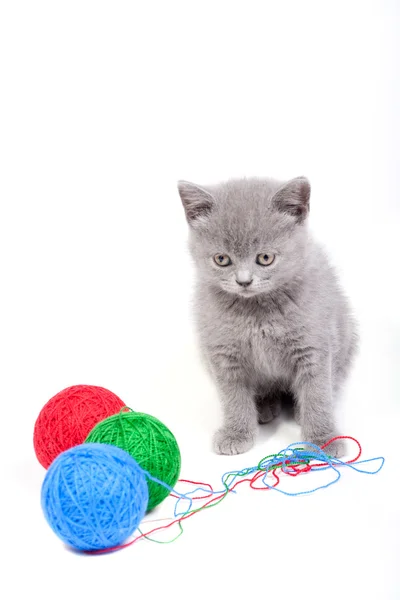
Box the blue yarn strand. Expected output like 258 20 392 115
144 441 385 515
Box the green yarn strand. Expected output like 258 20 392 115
85 411 181 511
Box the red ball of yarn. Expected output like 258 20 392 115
34 385 126 469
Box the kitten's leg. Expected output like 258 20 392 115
213 375 258 456
255 386 284 424
292 353 345 458
293 402 301 425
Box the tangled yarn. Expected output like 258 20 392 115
41 443 149 551
86 410 181 511
34 385 126 468
86 436 385 554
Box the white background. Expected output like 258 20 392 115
1 1 399 599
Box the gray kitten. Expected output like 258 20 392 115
178 177 357 457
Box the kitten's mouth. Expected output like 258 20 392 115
236 286 258 297
220 282 261 297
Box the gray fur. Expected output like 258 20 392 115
178 177 358 457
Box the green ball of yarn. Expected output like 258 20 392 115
85 411 181 511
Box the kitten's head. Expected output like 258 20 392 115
178 177 311 298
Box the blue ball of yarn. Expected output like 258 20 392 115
41 443 149 551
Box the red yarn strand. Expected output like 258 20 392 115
87 435 364 555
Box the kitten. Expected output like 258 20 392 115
178 176 358 457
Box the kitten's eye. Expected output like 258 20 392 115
214 254 231 267
256 253 275 266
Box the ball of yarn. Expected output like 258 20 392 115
41 443 149 551
34 385 126 468
86 411 181 511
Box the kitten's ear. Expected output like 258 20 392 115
271 177 311 223
177 181 214 225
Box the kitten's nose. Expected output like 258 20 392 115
236 271 253 287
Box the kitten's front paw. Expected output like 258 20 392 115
302 435 346 459
319 437 346 459
213 428 254 455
